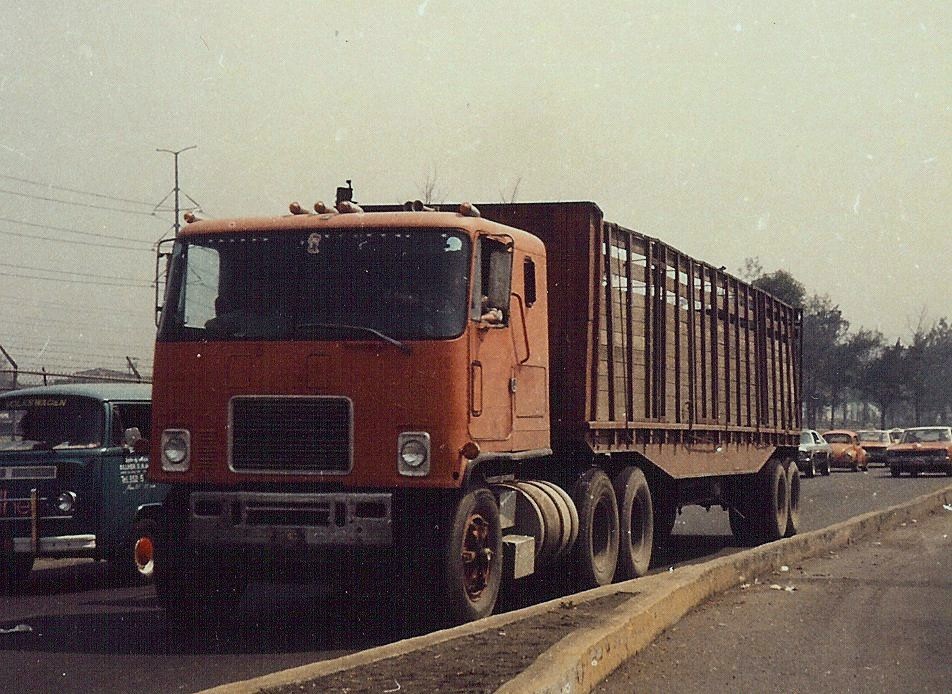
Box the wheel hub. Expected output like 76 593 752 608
460 512 493 601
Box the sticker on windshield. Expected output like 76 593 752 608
445 236 463 252
307 233 322 255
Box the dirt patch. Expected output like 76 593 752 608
262 593 636 694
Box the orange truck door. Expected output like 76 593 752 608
469 235 515 443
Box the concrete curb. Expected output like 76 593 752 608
201 483 952 694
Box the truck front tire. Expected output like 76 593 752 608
439 487 502 625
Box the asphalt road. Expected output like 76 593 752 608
597 498 952 693
0 467 948 694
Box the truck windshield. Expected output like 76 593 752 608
158 228 472 343
0 396 104 450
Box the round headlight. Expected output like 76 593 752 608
163 435 188 464
400 439 427 468
57 491 77 514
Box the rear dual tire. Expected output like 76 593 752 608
613 467 653 580
573 468 619 590
731 459 798 545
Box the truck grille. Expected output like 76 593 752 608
229 396 352 474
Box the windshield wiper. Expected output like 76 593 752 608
295 322 411 354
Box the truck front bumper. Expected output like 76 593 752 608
889 457 952 474
11 534 96 554
188 491 393 548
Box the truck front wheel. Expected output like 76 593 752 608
439 487 502 625
573 468 619 590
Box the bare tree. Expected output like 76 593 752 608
498 176 522 203
416 166 443 206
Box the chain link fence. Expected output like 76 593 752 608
0 368 150 394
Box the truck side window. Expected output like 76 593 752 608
471 236 513 325
112 404 152 447
524 257 537 307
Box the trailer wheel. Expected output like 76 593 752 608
0 554 33 593
889 465 900 477
804 456 816 478
821 457 832 476
756 459 789 543
572 468 619 590
439 487 502 625
613 467 653 579
785 461 801 537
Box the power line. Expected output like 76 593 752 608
0 216 155 247
0 186 171 218
0 305 153 326
0 260 151 284
0 227 152 252
0 269 153 288
0 173 160 208
0 285 157 311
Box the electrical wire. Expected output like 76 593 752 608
0 269 153 288
0 173 160 208
0 186 168 217
0 260 151 284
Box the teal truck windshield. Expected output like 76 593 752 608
158 229 471 342
0 395 104 450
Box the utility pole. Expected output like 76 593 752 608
156 145 197 236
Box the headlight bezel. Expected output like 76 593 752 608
397 432 430 477
161 429 191 471
56 491 77 515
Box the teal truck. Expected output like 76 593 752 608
0 383 166 590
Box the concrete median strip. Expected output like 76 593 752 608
201 483 952 694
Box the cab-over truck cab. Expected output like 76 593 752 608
0 383 165 590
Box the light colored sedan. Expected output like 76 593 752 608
798 429 832 477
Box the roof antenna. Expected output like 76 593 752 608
336 180 354 207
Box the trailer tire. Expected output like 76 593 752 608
821 457 832 476
572 468 619 590
0 554 33 593
439 487 502 625
756 459 789 543
785 461 801 537
613 467 653 580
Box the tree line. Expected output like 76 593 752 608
744 260 952 431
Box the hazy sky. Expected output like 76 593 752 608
1 1 949 379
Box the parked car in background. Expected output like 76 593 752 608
0 384 167 591
857 430 892 466
886 426 952 478
798 429 832 477
822 430 869 471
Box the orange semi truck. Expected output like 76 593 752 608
149 191 801 631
